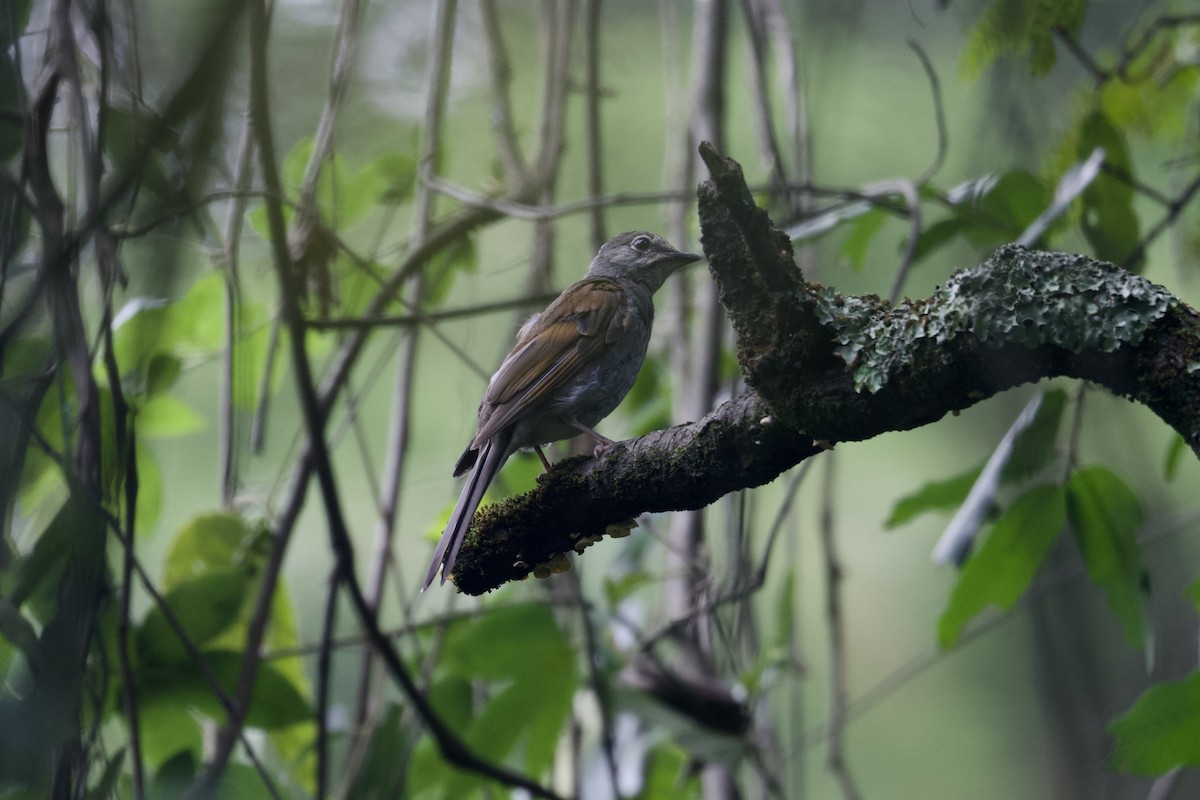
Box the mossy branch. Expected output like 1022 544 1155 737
450 145 1200 595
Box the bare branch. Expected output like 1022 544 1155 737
477 0 529 183
582 0 606 248
316 568 340 800
819 457 862 800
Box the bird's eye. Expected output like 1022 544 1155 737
631 235 652 252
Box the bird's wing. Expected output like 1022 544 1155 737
471 277 632 446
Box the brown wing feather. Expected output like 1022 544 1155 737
471 277 630 446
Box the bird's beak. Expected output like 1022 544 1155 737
677 251 703 266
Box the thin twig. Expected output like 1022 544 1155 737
305 291 560 330
534 0 575 186
218 113 257 505
907 39 947 186
1055 28 1107 84
477 0 529 183
250 314 280 454
570 568 621 798
105 323 145 800
738 0 789 200
525 0 576 297
582 0 606 249
1101 162 1173 208
760 0 806 212
421 172 695 219
819 455 862 800
877 178 920 303
1124 168 1200 269
316 567 341 800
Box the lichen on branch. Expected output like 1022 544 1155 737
819 247 1179 394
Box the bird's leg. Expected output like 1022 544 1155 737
534 445 552 471
569 418 616 458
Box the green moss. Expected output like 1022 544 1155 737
814 245 1177 393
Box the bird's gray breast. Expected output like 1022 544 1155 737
517 287 654 447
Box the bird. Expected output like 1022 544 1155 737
422 231 702 590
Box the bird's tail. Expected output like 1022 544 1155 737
421 431 512 591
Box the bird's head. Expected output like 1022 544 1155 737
587 231 702 291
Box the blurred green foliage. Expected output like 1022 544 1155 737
2 0 1200 798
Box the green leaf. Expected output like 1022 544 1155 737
262 580 310 694
245 205 273 243
1189 579 1200 611
441 603 572 682
137 699 202 768
215 763 277 800
1001 388 1066 482
163 511 252 588
1109 672 1200 775
938 484 1066 648
140 651 310 730
886 465 983 528
423 235 478 307
911 216 969 263
136 569 248 665
1100 54 1197 140
369 151 416 204
422 605 577 792
640 743 694 800
149 750 196 800
1017 148 1104 246
269 720 317 795
135 442 163 535
111 299 181 374
145 353 183 397
9 496 86 608
1077 111 1142 269
250 137 405 238
346 703 411 800
339 157 397 224
837 207 888 271
959 0 1085 79
176 272 229 351
1066 466 1147 647
604 570 652 608
973 169 1046 242
137 394 206 438
233 311 279 410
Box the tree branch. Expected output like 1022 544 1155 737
448 146 1200 595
